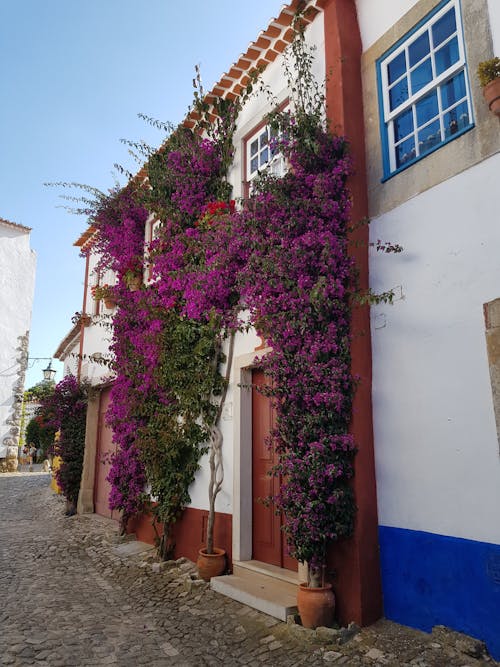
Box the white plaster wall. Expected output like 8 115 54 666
188 325 261 512
356 0 499 52
62 340 81 378
487 0 500 51
356 0 419 51
80 252 115 385
0 226 36 457
369 151 500 544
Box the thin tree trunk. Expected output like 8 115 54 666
205 332 235 553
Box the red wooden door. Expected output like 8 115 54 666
252 369 296 571
93 388 118 520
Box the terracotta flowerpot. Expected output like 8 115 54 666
104 297 117 309
297 582 335 629
196 547 226 581
483 78 500 116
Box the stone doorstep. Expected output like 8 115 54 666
233 559 299 586
211 562 299 621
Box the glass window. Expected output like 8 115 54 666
378 0 473 177
409 32 430 67
246 121 287 185
432 8 456 47
388 51 406 84
411 58 433 94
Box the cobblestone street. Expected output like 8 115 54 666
0 472 497 666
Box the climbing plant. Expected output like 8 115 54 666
39 375 89 508
66 10 401 572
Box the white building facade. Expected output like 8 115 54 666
359 0 500 657
0 218 36 465
68 0 500 656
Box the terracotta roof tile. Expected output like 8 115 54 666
183 1 323 128
264 25 282 39
74 224 97 248
264 49 280 63
255 35 272 49
0 217 31 232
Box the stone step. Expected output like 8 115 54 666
233 559 299 585
211 566 299 621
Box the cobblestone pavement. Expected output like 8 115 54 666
0 472 497 667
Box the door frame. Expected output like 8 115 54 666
232 347 271 563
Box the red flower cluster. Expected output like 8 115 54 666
195 200 235 227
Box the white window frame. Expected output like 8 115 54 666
245 114 288 189
378 0 473 177
145 215 162 284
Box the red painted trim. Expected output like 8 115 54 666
127 507 233 567
323 0 382 627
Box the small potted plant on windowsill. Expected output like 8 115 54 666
477 56 500 116
91 283 117 309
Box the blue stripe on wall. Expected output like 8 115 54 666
379 525 500 660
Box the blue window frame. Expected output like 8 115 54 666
377 0 473 179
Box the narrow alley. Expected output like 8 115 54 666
0 472 496 667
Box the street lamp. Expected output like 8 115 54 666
42 360 56 383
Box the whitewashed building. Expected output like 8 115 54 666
54 229 115 385
0 218 36 467
69 0 500 658
360 0 500 657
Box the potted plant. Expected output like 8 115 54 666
196 333 235 581
278 444 356 629
123 267 143 292
477 57 500 116
91 283 117 309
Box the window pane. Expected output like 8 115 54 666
260 148 269 166
443 100 470 137
394 108 414 142
409 32 430 67
411 58 433 94
435 36 459 75
441 71 466 109
418 119 442 154
250 156 258 173
250 140 258 157
388 51 407 84
389 77 409 110
259 130 268 148
415 90 439 126
432 8 456 48
395 136 416 168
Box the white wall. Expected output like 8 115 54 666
80 252 115 385
487 0 500 52
0 224 36 457
356 0 499 53
356 0 418 51
188 326 261 512
369 151 500 544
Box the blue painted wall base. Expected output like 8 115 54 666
379 526 500 660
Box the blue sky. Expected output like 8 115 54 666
0 0 278 388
